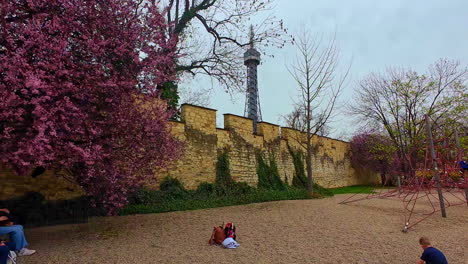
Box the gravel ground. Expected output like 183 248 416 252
21 194 468 264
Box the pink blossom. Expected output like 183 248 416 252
0 0 182 214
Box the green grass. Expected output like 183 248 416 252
329 185 377 195
120 188 312 215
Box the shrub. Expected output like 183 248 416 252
196 182 216 196
230 182 255 195
159 177 190 200
129 189 165 205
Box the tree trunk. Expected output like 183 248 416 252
306 137 313 196
425 114 446 217
380 172 386 186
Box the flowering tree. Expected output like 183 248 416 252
350 132 397 185
0 0 182 214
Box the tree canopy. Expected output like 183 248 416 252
351 59 467 175
0 0 182 214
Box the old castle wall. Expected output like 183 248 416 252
0 104 379 200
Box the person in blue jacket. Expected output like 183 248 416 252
416 237 448 264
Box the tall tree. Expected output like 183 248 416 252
286 32 349 196
0 0 182 214
162 0 290 92
350 59 467 176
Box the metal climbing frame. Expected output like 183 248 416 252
339 129 467 232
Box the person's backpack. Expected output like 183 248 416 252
208 225 226 245
224 222 236 240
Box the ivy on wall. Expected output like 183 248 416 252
256 152 286 190
216 149 234 188
158 81 180 120
288 145 308 189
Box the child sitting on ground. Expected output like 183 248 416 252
416 237 447 264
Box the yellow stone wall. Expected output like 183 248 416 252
0 103 379 200
152 105 218 189
162 104 379 189
0 163 83 200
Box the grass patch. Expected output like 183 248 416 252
328 185 395 195
312 183 334 197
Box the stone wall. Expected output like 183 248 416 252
0 163 83 200
0 104 379 200
160 104 378 189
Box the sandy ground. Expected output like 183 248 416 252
20 194 468 264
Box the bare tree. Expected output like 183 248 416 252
179 85 212 107
350 59 467 175
285 32 349 196
161 0 291 92
283 106 331 137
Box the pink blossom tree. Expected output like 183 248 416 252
0 0 182 214
350 132 397 186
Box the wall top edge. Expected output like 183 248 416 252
180 104 349 144
223 113 253 121
280 126 349 144
181 103 217 112
257 121 280 127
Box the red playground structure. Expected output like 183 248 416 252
340 117 467 232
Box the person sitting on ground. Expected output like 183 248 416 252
416 237 448 264
0 240 15 264
221 223 239 249
0 209 16 227
0 209 36 256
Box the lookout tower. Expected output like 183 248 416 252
243 26 262 133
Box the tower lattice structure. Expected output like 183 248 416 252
243 26 262 133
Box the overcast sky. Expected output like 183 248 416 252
180 0 468 139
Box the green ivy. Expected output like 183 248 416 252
256 152 286 190
216 149 234 192
288 146 308 189
158 81 180 120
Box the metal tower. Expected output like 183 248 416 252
243 26 262 133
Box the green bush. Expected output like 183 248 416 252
230 181 255 195
158 177 190 200
121 187 310 215
196 182 216 197
130 188 165 205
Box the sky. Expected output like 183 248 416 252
179 0 468 140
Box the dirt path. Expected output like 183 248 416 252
22 194 468 264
